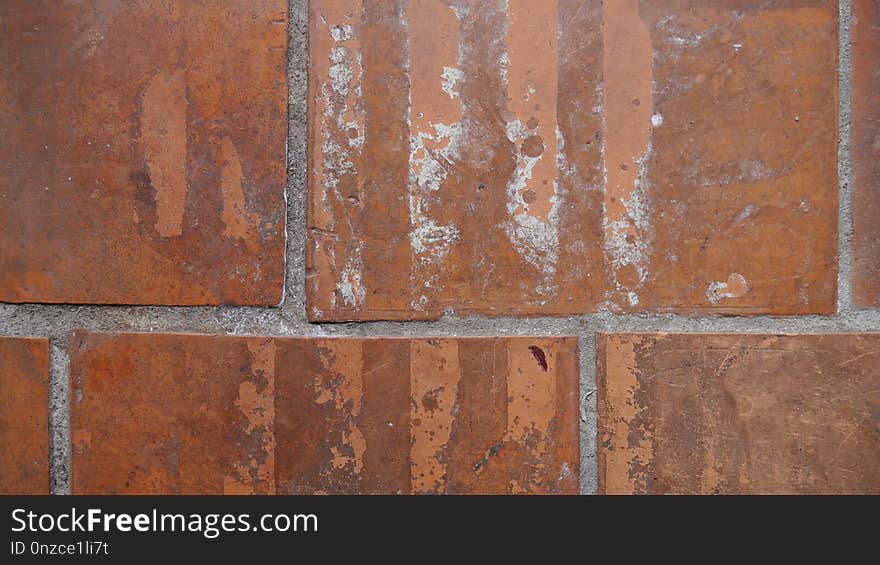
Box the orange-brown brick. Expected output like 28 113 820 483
0 336 49 495
306 0 838 320
597 333 880 494
0 1 287 305
70 332 579 495
852 0 880 306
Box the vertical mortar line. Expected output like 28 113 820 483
838 0 853 315
578 328 598 495
285 0 309 322
49 338 71 495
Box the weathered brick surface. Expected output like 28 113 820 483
0 1 287 305
598 333 880 494
306 0 838 320
853 0 880 307
70 332 579 494
0 337 49 494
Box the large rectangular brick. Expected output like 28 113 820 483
0 336 49 494
597 333 880 494
306 0 838 320
852 0 880 306
0 1 287 305
70 332 579 494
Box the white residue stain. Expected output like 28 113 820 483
329 24 353 42
407 122 463 275
336 246 365 308
321 20 366 308
656 15 730 50
706 272 749 304
328 46 352 97
698 159 773 188
321 25 365 193
440 66 464 99
410 220 460 258
410 122 462 192
603 143 653 288
407 4 466 310
503 119 560 286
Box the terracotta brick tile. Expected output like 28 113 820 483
70 332 579 494
306 0 838 320
597 333 880 494
0 336 49 494
852 0 880 306
0 1 287 305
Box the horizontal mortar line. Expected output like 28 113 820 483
3 311 880 336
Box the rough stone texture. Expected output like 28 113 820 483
0 336 49 494
852 0 880 306
597 333 880 494
306 0 838 321
70 332 579 494
0 0 288 305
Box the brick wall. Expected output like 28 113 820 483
0 0 877 494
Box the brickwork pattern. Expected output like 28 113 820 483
0 1 877 495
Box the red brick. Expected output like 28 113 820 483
0 337 49 494
0 1 287 305
852 0 880 306
70 332 579 494
597 333 880 494
306 0 838 320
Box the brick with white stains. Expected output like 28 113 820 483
306 0 838 320
70 332 579 495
